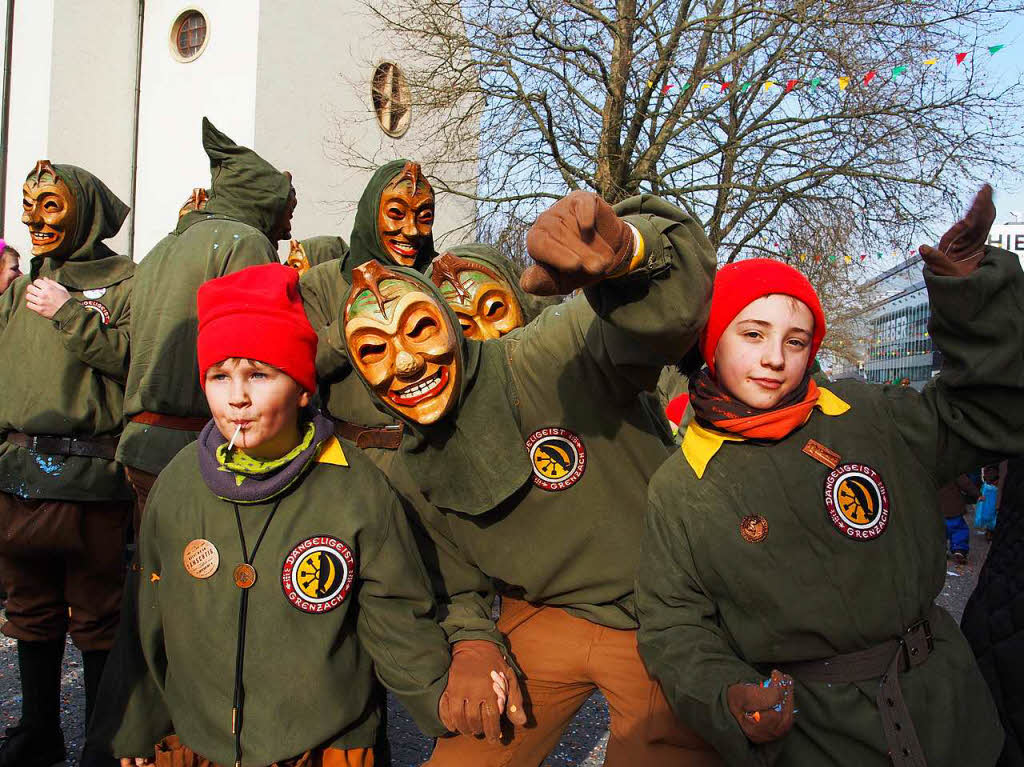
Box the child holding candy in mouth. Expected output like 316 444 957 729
107 264 507 767
637 186 1022 767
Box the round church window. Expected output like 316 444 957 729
170 9 209 63
372 62 412 138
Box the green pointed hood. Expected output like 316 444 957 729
30 164 133 289
343 159 436 279
345 263 531 514
434 243 558 324
300 235 349 268
191 117 292 237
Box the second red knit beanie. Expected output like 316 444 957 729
700 259 826 377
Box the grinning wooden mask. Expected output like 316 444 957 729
22 161 77 259
344 260 460 425
430 251 524 341
376 162 434 266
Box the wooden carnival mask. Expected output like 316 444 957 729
377 162 434 266
344 261 460 425
430 252 524 341
178 187 209 218
286 240 311 276
22 160 77 258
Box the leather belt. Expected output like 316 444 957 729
130 411 209 432
4 431 119 460
332 419 404 450
774 607 937 767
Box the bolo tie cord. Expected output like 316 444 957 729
230 497 283 767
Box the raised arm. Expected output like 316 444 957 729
514 192 716 397
882 187 1024 483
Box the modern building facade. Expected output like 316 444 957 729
831 222 1024 389
0 0 478 263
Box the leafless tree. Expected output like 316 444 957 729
331 0 1021 265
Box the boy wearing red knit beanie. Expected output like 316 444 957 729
637 187 1024 767
106 264 477 767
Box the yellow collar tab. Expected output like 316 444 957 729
681 387 851 479
316 435 349 467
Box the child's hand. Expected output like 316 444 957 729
120 758 155 766
25 277 71 319
491 669 509 712
726 670 796 744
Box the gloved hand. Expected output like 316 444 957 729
919 184 995 277
726 669 795 744
438 640 527 741
520 191 637 296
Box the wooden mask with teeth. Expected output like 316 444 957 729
22 160 78 258
376 161 435 267
344 260 461 425
430 251 525 341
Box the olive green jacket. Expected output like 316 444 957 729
379 195 716 639
116 118 291 475
0 164 134 501
636 248 1024 767
109 435 450 764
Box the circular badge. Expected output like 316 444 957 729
81 300 111 324
525 427 587 491
739 515 769 543
182 539 219 579
281 536 355 614
824 463 890 540
82 288 107 299
233 563 257 589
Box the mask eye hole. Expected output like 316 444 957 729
484 299 506 319
458 318 473 333
358 341 387 364
407 315 438 340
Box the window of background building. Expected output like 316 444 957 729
372 62 411 138
170 9 209 63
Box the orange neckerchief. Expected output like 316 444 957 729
690 370 821 441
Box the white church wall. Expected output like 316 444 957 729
253 1 478 258
2 0 55 264
132 1 260 258
47 0 138 256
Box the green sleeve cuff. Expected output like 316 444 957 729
52 296 85 330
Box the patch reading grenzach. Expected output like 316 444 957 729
526 427 587 491
281 535 355 614
824 463 890 540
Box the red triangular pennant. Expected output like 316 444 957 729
785 79 799 92
863 70 877 85
956 52 969 65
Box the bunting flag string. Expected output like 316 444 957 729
751 244 921 266
648 44 1007 98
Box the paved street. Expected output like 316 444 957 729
0 523 991 766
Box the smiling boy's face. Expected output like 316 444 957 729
204 358 311 459
714 294 814 409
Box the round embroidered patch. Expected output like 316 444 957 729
526 427 587 491
824 463 890 540
739 515 769 543
81 300 110 324
281 536 355 613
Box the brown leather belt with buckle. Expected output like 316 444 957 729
772 607 937 767
4 431 120 460
332 419 404 450
130 411 209 432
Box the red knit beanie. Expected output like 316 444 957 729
700 259 826 377
197 263 318 393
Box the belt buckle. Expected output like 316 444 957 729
900 618 933 668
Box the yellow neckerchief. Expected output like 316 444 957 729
682 387 850 479
316 435 348 466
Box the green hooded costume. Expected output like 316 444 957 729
0 164 134 501
347 195 715 640
116 118 293 476
299 235 348 268
299 159 436 429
